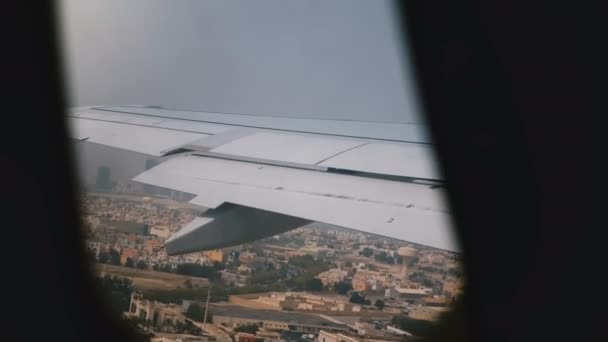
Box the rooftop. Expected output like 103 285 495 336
393 288 428 295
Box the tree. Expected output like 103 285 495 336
136 260 147 269
125 257 135 268
185 303 209 322
305 278 323 292
97 275 134 316
374 299 385 309
234 324 259 334
176 263 223 282
109 249 121 265
334 281 352 295
361 248 373 258
98 251 109 264
364 299 371 305
422 278 435 288
248 269 281 286
349 292 366 304
374 251 388 262
286 255 330 291
344 261 353 268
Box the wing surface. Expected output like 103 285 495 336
68 106 458 253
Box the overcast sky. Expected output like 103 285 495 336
59 0 427 184
59 0 423 124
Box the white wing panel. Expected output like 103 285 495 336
69 118 207 156
133 155 458 252
210 132 365 165
155 120 231 135
319 143 442 180
99 106 431 143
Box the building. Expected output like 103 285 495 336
235 333 262 342
127 293 186 327
442 279 464 300
316 269 347 287
151 226 171 239
145 238 164 253
392 287 430 303
239 252 257 264
121 248 140 265
253 292 359 313
238 265 252 273
352 278 368 292
151 334 212 342
211 305 347 334
317 330 358 342
204 249 224 263
317 330 400 342
256 329 285 342
221 270 249 286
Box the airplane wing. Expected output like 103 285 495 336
68 105 459 254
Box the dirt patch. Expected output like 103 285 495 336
94 263 209 290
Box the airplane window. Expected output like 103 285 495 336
60 0 464 341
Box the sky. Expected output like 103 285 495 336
59 0 423 124
59 0 426 183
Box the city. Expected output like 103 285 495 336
82 165 464 342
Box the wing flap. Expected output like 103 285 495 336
133 155 459 252
69 117 207 156
318 142 442 180
164 204 309 255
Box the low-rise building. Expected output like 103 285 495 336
239 252 257 264
316 269 348 287
317 330 359 342
204 249 224 263
392 287 430 303
126 293 186 327
121 248 140 264
352 278 368 292
221 270 249 286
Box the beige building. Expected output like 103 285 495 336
443 279 464 300
121 248 140 265
316 269 347 287
393 287 430 303
352 278 368 292
317 330 359 342
255 292 359 313
126 293 186 327
239 251 257 264
204 249 224 263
